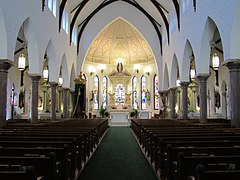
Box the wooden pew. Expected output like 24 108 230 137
167 146 240 180
177 153 240 180
0 166 39 180
0 146 69 180
0 152 57 180
195 164 240 180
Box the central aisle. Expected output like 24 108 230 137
78 127 158 180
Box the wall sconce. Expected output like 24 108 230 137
59 67 63 86
146 72 150 76
18 54 26 70
59 75 63 86
42 66 49 80
90 72 94 76
18 54 28 87
101 69 104 74
211 53 220 86
134 64 141 74
176 79 181 87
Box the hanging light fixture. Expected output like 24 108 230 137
190 68 196 79
18 54 26 71
43 66 49 79
212 53 220 70
59 74 63 86
176 79 181 87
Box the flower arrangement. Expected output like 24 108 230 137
129 107 139 118
99 106 109 118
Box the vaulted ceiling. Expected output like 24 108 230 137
59 0 180 54
85 18 154 65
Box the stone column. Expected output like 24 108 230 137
57 87 63 113
62 88 69 119
0 61 13 127
169 87 177 119
30 75 41 123
42 85 49 112
223 59 240 127
50 82 58 120
180 82 190 120
196 74 210 123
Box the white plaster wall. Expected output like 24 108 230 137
0 0 76 87
77 1 162 86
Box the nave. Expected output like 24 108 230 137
78 127 158 180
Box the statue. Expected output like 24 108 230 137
117 62 123 73
74 71 86 84
108 92 115 106
125 92 132 106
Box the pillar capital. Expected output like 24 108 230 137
222 59 240 70
29 75 41 83
0 60 13 72
196 73 210 82
169 87 177 91
180 81 190 87
49 82 58 88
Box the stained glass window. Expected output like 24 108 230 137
141 76 147 110
93 76 99 110
48 0 56 17
154 75 160 110
102 76 108 108
115 84 125 106
62 9 69 34
132 76 138 109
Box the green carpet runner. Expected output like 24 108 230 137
78 127 158 180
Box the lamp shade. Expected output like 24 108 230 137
212 53 220 70
176 79 181 87
59 76 63 85
43 67 48 79
18 54 26 70
190 68 196 79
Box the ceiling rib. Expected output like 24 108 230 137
77 0 162 55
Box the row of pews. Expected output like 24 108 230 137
131 119 240 180
0 118 109 180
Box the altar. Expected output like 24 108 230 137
109 109 130 126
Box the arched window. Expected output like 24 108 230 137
72 26 77 46
181 0 191 15
141 76 147 110
48 0 57 17
154 75 160 110
62 9 69 34
102 76 108 108
115 84 125 106
132 76 138 109
93 76 99 110
170 11 177 33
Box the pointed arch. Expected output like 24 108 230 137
23 18 40 74
230 1 240 58
45 39 57 82
181 39 194 81
163 63 169 90
77 2 162 75
170 53 179 87
70 63 76 91
198 17 223 74
60 54 69 88
0 6 7 58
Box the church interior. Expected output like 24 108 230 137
1 0 240 179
